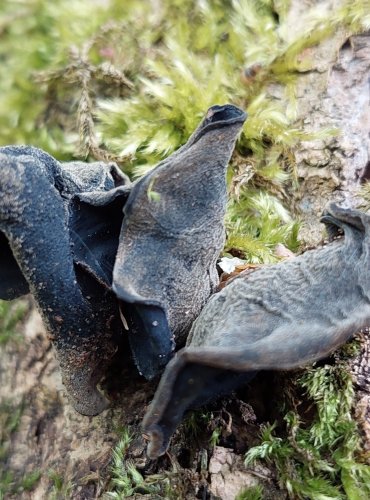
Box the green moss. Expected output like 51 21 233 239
20 469 42 492
210 427 222 447
245 356 370 499
236 484 264 500
105 426 192 499
0 0 140 157
0 471 14 499
182 410 213 441
0 0 366 255
225 191 300 262
0 399 24 497
0 300 27 346
105 427 172 498
48 469 73 499
79 0 356 258
0 400 40 496
1 1 370 497
0 399 24 459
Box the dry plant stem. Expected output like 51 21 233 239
37 42 134 162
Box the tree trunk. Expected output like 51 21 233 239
1 5 370 500
292 28 370 245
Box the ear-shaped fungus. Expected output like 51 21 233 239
143 203 370 458
0 146 130 415
112 104 247 379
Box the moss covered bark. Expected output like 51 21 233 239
1 0 370 498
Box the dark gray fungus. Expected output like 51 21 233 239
0 104 247 416
143 203 370 458
112 104 247 378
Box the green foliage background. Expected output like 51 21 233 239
1 0 370 498
3 0 369 261
0 0 369 260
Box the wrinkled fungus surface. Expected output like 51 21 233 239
0 104 246 417
143 204 370 458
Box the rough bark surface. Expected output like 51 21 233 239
291 29 370 244
2 3 370 499
285 8 370 467
1 304 149 499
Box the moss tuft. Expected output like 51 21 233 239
245 357 370 499
236 484 264 500
0 399 24 497
0 300 27 346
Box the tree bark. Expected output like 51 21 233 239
291 29 370 244
1 5 370 500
